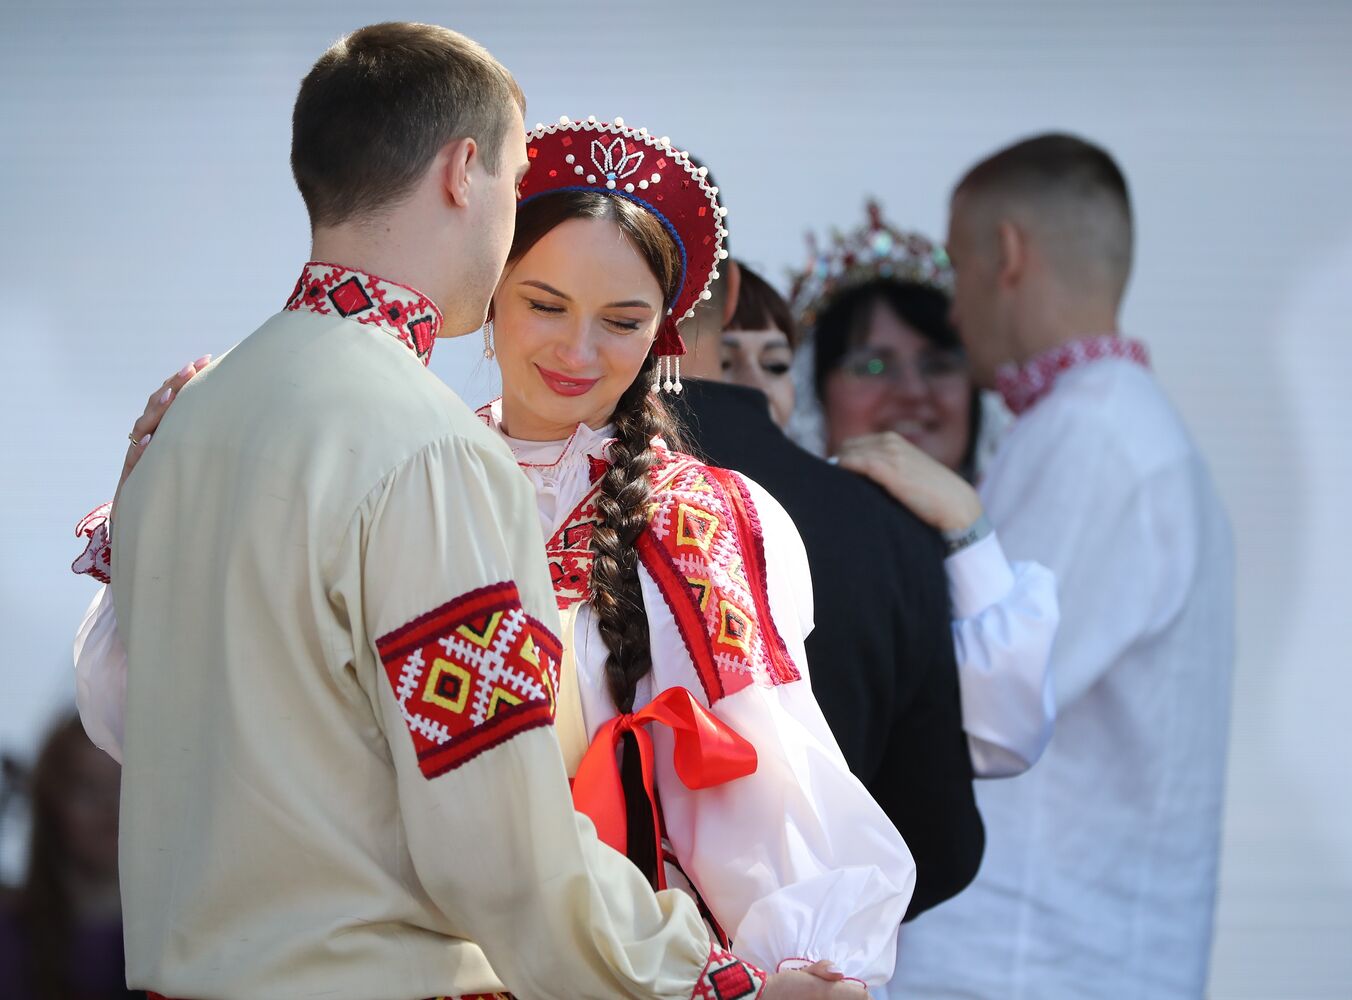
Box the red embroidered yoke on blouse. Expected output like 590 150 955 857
995 333 1150 416
286 261 442 366
547 450 800 703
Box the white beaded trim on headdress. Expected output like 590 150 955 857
527 115 730 325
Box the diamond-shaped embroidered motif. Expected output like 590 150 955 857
285 262 443 368
423 658 472 713
635 456 802 704
717 601 754 654
376 582 561 779
708 961 757 999
329 276 374 316
677 504 719 553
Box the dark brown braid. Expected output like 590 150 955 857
505 189 687 885
588 355 689 883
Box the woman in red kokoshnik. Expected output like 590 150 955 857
73 118 916 992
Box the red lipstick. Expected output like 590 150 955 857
536 365 600 397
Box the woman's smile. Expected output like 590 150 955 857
536 365 600 397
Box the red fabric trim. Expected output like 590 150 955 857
376 583 562 779
692 940 767 999
707 469 799 686
637 530 726 703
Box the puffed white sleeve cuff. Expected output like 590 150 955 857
74 586 128 764
945 530 1017 619
733 861 909 987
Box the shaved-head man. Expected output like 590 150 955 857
893 134 1236 999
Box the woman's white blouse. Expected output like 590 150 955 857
495 409 915 985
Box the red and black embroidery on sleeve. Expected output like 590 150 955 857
692 940 767 999
375 582 562 779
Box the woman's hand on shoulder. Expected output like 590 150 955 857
835 430 982 534
113 354 211 511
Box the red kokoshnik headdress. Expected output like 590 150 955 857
518 115 729 393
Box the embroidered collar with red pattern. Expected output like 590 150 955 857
286 261 442 366
995 333 1150 416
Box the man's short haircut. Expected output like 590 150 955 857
954 133 1133 302
292 22 525 228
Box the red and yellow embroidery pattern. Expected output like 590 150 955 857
545 450 799 703
376 582 561 779
638 458 800 703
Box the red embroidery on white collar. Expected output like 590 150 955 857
285 261 442 366
996 334 1150 416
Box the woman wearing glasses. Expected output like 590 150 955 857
721 210 1059 780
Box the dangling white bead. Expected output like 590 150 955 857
672 356 683 394
482 320 495 361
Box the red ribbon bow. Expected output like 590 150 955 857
571 686 757 887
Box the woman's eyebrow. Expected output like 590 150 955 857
518 279 652 311
519 279 571 300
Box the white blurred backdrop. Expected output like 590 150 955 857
2 1 1349 995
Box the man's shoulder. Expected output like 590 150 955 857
1012 359 1201 479
214 312 505 480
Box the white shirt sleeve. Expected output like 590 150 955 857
945 531 1059 778
73 585 128 764
641 475 915 987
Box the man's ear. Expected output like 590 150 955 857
440 137 478 209
996 219 1025 289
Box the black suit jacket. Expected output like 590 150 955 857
673 379 983 919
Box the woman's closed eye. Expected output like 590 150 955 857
605 316 642 333
526 299 566 315
761 360 791 376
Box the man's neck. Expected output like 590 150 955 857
1013 299 1121 364
311 224 455 319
